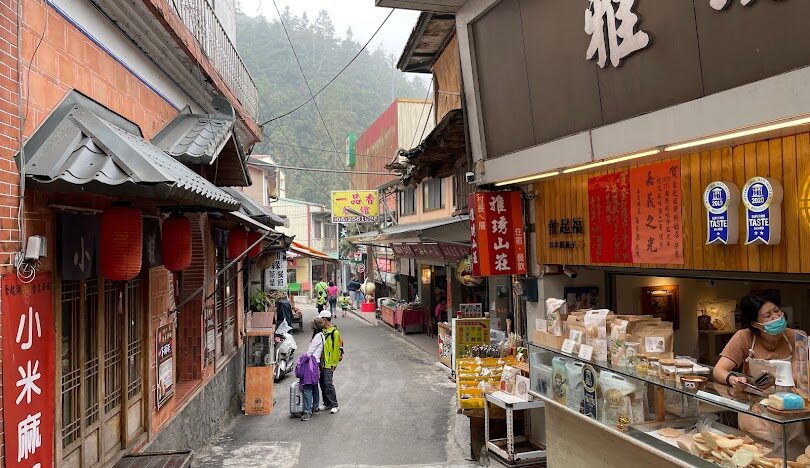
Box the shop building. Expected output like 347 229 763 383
380 0 810 465
0 0 277 466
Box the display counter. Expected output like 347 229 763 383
529 342 810 467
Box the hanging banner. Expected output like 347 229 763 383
742 177 783 245
468 191 527 276
155 323 174 410
588 172 632 263
59 212 98 281
204 307 215 366
2 273 55 468
331 190 379 223
264 251 288 290
704 181 740 245
630 160 683 264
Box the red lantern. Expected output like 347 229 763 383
247 231 263 258
100 206 142 281
228 226 248 260
162 214 191 271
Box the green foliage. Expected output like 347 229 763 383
237 9 428 205
249 289 271 312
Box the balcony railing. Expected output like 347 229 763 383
168 0 259 121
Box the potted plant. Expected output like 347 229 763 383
249 289 271 312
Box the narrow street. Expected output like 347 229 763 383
195 306 475 467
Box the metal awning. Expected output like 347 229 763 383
289 241 334 261
152 97 250 187
222 187 286 227
17 91 238 211
386 109 466 187
397 12 457 74
347 215 470 245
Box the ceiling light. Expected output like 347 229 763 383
665 116 810 152
494 171 559 186
562 149 660 174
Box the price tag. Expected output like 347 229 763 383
578 344 594 361
561 339 576 354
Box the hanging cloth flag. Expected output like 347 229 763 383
142 217 163 268
59 211 98 281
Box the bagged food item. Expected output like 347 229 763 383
532 363 553 397
552 357 568 404
500 365 519 393
632 321 674 358
610 319 629 366
566 360 586 412
599 371 637 427
794 332 810 399
546 298 566 336
584 310 609 361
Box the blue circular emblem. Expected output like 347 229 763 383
704 182 731 215
742 177 773 213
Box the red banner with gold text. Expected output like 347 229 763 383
588 172 632 263
630 160 683 264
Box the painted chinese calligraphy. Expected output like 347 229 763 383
16 306 41 350
709 0 760 10
585 0 650 68
17 412 42 462
16 360 42 404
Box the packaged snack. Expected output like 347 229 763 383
794 332 809 399
552 357 568 404
768 392 805 410
566 360 586 412
500 365 519 393
584 310 609 361
532 363 553 397
546 298 566 336
599 371 643 427
609 319 629 366
632 321 674 358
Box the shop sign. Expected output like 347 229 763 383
204 307 215 366
391 244 414 257
703 181 740 245
264 250 288 290
585 0 650 69
453 318 490 365
582 364 598 419
468 191 527 276
59 211 98 281
547 217 585 249
438 243 469 260
155 323 174 410
2 273 55 467
408 243 444 259
710 0 775 10
459 303 483 318
331 190 378 223
742 177 783 245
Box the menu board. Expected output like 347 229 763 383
155 323 174 409
452 318 490 369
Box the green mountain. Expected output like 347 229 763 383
236 9 428 205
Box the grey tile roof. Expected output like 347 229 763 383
19 92 239 211
222 187 286 227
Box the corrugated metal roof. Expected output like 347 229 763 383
222 187 286 227
152 97 250 187
18 91 239 211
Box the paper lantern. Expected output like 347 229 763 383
100 206 142 281
247 231 263 258
228 226 248 260
162 214 191 271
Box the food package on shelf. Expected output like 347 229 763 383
795 332 810 399
584 310 610 361
552 357 568 405
609 319 629 366
546 298 566 336
698 299 737 332
599 371 646 427
565 360 586 412
631 321 674 359
532 362 553 397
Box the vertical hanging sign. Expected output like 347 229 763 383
468 192 527 277
2 272 55 468
703 181 740 245
155 323 174 410
588 172 632 263
742 177 783 245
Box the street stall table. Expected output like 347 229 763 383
483 391 546 467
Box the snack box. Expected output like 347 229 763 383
533 330 566 350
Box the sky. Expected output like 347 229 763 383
238 0 420 58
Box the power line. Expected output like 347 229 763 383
263 140 398 161
410 81 433 149
248 160 392 175
259 8 395 125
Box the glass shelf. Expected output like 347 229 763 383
529 342 810 425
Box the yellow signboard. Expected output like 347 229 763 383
331 190 379 223
453 318 490 367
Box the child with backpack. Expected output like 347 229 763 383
338 292 351 318
317 311 343 414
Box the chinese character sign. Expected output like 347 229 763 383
155 323 174 410
585 0 650 68
2 273 54 468
467 192 527 276
264 251 288 290
710 0 773 10
331 190 379 223
630 160 683 264
742 177 783 245
703 181 740 245
588 172 632 263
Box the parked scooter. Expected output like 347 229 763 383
273 319 297 382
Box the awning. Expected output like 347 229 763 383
222 187 286 227
386 109 466 187
347 215 470 246
152 97 250 187
289 241 334 261
17 91 238 211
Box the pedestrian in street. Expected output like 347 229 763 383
299 316 327 421
317 311 343 414
338 292 351 318
347 276 361 309
432 294 448 338
315 279 328 313
327 281 339 317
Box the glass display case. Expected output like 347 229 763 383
529 342 810 467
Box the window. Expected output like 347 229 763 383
423 178 445 211
399 187 416 216
313 218 323 238
126 279 143 399
214 245 237 357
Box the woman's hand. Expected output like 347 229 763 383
727 375 747 389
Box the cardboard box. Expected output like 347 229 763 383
533 330 565 350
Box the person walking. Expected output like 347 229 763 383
317 311 343 414
314 279 328 313
347 277 361 310
298 316 327 421
327 281 339 317
338 292 351 318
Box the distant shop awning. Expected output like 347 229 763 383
17 91 238 211
289 241 334 261
152 97 250 187
386 109 466 187
222 187 286 227
347 215 470 246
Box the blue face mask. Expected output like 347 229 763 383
760 315 787 336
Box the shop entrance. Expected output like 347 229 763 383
60 276 146 467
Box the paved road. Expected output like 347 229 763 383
195 306 474 467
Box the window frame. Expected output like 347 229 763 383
422 178 445 212
399 187 416 216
